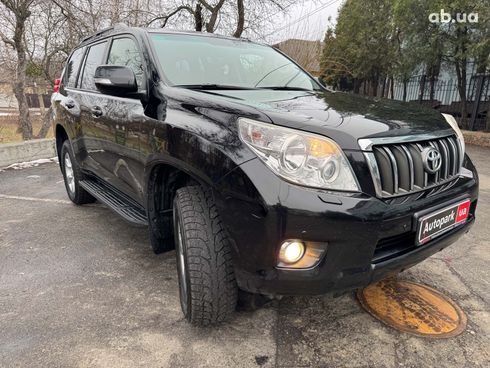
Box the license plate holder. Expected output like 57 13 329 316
417 199 470 245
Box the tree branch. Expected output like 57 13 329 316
146 5 194 27
0 31 15 48
233 0 244 38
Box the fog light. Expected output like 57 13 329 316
277 240 327 269
279 241 305 264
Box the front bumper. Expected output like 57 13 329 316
214 154 478 296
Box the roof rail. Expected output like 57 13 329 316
80 23 129 43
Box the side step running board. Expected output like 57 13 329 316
79 179 148 227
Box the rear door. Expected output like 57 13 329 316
76 40 110 178
52 46 86 164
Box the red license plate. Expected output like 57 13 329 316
417 199 470 245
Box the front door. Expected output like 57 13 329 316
77 36 146 201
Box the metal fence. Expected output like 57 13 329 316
392 74 490 131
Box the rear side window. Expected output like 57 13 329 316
80 41 107 91
108 37 145 89
64 47 86 88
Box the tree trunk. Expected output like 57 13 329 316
370 77 378 97
12 11 32 140
429 76 435 101
389 76 394 99
428 58 440 101
206 13 217 32
233 0 244 38
36 107 53 139
353 79 360 94
454 26 469 129
194 4 203 31
455 60 468 129
402 80 407 102
454 44 468 127
418 74 426 103
205 0 226 33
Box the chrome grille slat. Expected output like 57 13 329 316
452 137 460 175
446 138 458 176
400 145 415 190
438 139 450 179
397 145 415 191
428 141 440 183
382 146 399 194
368 134 461 198
414 143 428 186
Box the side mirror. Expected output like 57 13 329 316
94 65 138 96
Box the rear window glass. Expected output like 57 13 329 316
80 41 107 90
64 47 86 88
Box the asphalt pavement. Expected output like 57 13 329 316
0 145 489 368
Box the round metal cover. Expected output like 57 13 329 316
357 278 467 338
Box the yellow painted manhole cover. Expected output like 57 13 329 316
357 278 467 338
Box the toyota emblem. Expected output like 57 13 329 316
422 147 442 174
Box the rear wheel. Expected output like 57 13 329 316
173 186 237 325
60 140 95 205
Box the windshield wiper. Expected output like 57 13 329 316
258 86 312 91
174 84 257 90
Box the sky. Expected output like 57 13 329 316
258 0 344 44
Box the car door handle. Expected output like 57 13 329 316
91 106 103 118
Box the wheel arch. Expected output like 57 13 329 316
55 124 69 163
145 161 202 252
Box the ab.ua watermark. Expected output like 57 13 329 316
429 9 478 23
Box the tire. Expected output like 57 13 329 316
173 186 237 325
60 140 95 205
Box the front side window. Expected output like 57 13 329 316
80 41 107 91
150 34 319 91
107 37 145 89
64 47 86 88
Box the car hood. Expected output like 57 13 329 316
204 89 453 150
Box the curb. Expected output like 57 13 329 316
0 138 56 168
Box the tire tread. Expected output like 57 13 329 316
175 186 237 325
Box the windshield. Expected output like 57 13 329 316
150 33 320 91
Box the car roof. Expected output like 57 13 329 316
146 28 251 42
78 24 260 48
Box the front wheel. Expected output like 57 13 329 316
60 140 95 205
173 186 237 326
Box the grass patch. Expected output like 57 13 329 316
0 114 53 143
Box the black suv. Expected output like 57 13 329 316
52 25 478 326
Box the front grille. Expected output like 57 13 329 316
368 135 462 198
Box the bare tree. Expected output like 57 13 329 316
147 4 203 30
0 0 302 141
0 0 35 140
146 0 297 38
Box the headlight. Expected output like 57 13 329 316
442 113 465 164
238 118 359 191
